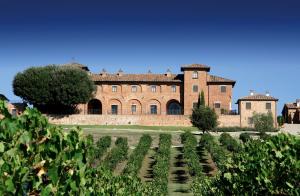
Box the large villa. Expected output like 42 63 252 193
75 63 236 116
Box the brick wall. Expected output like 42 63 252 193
48 114 242 127
208 84 232 113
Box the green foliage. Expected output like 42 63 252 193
0 100 147 195
219 133 241 152
197 90 206 108
123 134 152 176
102 137 128 171
214 126 256 132
181 132 203 177
13 65 95 114
199 134 228 171
200 90 205 106
95 136 111 159
148 134 172 196
203 134 300 195
239 132 251 143
191 105 218 133
277 115 284 126
253 113 275 133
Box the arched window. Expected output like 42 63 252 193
167 100 182 115
88 99 102 114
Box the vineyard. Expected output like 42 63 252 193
0 101 300 195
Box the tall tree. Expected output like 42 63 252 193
196 90 206 108
13 65 95 114
191 91 218 133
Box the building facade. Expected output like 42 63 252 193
76 64 236 116
282 99 300 124
236 92 278 127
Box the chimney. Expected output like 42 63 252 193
117 69 124 76
166 68 172 77
296 99 300 107
100 68 107 76
266 91 270 97
250 90 255 96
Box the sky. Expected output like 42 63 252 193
0 0 299 112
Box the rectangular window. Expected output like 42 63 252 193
246 102 251 110
112 85 117 92
171 85 176 92
192 71 198 79
131 85 137 92
151 85 157 92
220 85 227 93
111 105 118 115
248 117 253 125
150 105 157 114
214 102 221 109
193 102 198 108
131 105 137 114
193 85 198 93
266 103 271 110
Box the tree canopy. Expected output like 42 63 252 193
191 92 218 133
13 65 95 114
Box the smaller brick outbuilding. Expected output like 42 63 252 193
282 99 300 124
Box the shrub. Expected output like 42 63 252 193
198 134 300 195
253 113 274 133
191 106 218 133
239 133 251 143
219 133 241 152
277 116 284 126
214 126 256 132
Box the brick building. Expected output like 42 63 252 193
75 64 236 116
236 92 278 127
282 99 300 124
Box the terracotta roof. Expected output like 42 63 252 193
237 94 278 102
284 103 300 109
62 63 90 71
207 75 236 86
181 64 210 71
91 73 183 83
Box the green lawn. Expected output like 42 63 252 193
59 124 198 132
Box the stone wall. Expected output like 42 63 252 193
48 114 242 127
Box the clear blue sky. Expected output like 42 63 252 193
0 0 299 112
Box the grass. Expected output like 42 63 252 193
60 124 198 132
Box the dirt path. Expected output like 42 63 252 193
197 145 217 176
168 147 193 196
138 148 156 183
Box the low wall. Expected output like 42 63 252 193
48 114 242 127
218 115 241 127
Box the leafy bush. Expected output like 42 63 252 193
277 116 284 126
13 65 95 114
239 133 251 143
219 133 241 152
191 106 218 133
102 137 128 171
123 134 152 176
181 132 203 177
199 134 228 171
259 132 272 140
197 134 300 195
148 134 172 196
95 136 111 159
0 100 147 195
253 113 275 133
